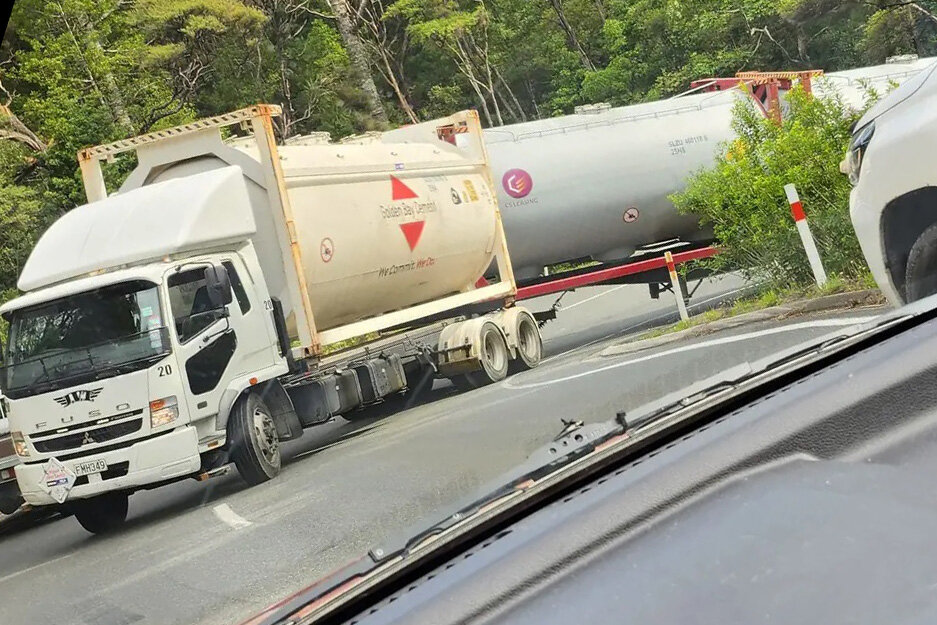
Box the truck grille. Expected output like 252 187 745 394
32 418 144 453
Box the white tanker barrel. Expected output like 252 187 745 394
383 96 739 281
272 142 500 331
482 90 742 280
125 110 506 340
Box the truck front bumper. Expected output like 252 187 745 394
16 426 201 506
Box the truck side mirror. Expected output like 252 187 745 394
204 265 233 309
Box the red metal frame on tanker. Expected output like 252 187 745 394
513 246 720 301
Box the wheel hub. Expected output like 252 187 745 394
253 408 279 464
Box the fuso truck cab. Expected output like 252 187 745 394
0 106 539 534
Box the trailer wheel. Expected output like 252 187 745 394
465 321 510 387
229 393 281 486
906 223 937 302
509 312 543 373
73 493 129 534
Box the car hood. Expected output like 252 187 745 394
854 59 937 129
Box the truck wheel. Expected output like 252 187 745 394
509 313 543 373
229 393 281 486
0 495 23 515
73 493 129 534
906 223 937 302
465 321 510 387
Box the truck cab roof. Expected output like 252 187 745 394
16 166 256 294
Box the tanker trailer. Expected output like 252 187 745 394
475 56 937 282
0 107 542 533
479 89 743 280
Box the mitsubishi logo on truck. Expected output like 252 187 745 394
53 388 103 407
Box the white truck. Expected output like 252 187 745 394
0 106 542 533
843 58 937 305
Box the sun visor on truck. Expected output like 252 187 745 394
18 166 257 292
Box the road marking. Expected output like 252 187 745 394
561 285 628 311
0 552 76 584
540 285 752 365
508 316 879 390
212 503 252 529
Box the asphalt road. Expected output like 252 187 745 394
0 276 885 625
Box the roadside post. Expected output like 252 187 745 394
784 184 828 287
664 251 690 321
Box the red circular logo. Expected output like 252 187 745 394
320 238 334 263
502 169 533 199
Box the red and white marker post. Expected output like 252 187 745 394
664 251 690 322
784 184 828 288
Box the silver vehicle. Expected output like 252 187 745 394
0 392 23 515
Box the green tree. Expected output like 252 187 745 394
672 86 875 288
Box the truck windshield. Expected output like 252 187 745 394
1 280 170 399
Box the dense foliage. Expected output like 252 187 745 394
0 0 936 311
672 86 876 288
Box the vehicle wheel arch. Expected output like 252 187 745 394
217 376 303 444
881 186 937 301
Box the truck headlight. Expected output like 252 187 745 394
149 396 179 428
844 122 875 185
11 431 29 458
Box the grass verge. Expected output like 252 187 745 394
638 273 880 341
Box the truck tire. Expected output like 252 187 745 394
465 321 510 387
509 312 543 374
73 493 129 534
0 495 23 515
229 393 281 486
906 223 937 303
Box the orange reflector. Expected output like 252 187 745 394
208 440 221 449
149 399 166 411
249 377 258 385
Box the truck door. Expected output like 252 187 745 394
219 258 278 377
167 266 248 424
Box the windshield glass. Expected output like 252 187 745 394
2 280 169 398
2 4 937 625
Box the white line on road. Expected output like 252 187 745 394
507 316 879 390
0 552 76 585
561 285 629 311
540 285 752 365
212 503 252 529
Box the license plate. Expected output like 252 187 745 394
74 459 108 477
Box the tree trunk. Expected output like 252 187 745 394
379 54 419 123
56 2 134 134
546 0 595 71
328 0 389 127
494 65 526 122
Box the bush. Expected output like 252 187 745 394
672 84 878 289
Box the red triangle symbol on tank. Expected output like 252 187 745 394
399 221 425 251
391 175 418 200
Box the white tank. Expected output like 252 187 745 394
483 89 742 279
139 131 500 335
482 58 937 280
274 144 498 330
